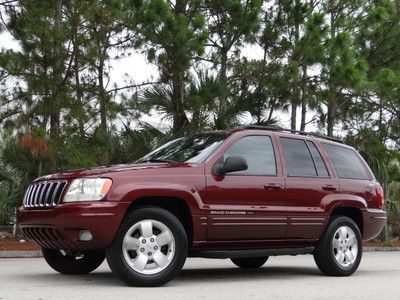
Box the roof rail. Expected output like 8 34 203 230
241 125 343 143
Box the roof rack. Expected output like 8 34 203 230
241 125 343 143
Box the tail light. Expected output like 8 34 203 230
375 186 384 209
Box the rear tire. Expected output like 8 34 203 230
42 248 105 275
231 257 268 269
314 216 362 276
106 207 188 287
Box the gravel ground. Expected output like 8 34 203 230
0 252 399 300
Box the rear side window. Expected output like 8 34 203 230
280 138 329 177
323 144 370 180
306 141 329 177
224 135 276 176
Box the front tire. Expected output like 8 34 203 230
231 257 268 269
106 207 188 287
42 249 105 275
314 216 362 276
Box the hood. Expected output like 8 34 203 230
34 162 193 181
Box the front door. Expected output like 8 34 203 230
204 134 286 241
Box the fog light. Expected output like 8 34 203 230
79 230 93 241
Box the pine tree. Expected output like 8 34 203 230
204 0 262 129
1 1 70 142
128 0 208 133
319 0 368 136
232 58 287 125
354 0 400 144
80 0 129 133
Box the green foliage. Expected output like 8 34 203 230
345 128 396 183
204 0 263 128
126 0 209 132
387 182 400 236
0 134 31 222
232 59 289 124
0 0 399 236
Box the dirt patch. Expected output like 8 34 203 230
0 240 40 251
363 239 400 248
0 232 40 251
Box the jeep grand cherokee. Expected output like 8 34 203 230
17 126 386 286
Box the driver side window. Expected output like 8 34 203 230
224 135 276 176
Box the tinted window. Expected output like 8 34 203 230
224 136 276 176
136 133 229 163
306 141 329 177
281 138 316 177
323 144 370 180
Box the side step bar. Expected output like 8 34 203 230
189 247 315 259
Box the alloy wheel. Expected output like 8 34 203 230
332 225 358 268
122 219 176 275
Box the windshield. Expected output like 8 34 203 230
136 133 230 164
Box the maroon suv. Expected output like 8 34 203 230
17 126 386 286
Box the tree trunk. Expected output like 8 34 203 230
50 0 63 141
266 105 274 124
378 99 385 143
327 1 336 137
171 70 187 133
12 208 17 236
300 101 307 131
291 100 297 130
192 109 200 131
327 102 334 136
98 58 107 132
38 160 43 177
377 180 390 241
257 106 262 124
75 56 85 139
50 111 60 140
216 49 228 129
42 89 49 132
72 12 85 139
291 3 300 131
300 65 307 131
170 0 188 133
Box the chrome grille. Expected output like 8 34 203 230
23 180 67 208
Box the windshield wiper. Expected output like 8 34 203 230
136 158 177 164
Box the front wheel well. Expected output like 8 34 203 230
330 206 363 236
125 196 193 246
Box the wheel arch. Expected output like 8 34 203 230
329 206 364 237
124 196 194 247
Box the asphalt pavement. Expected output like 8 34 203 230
0 252 399 300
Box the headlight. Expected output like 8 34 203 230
63 178 112 202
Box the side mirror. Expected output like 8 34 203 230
212 155 248 176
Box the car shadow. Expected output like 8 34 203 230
15 265 324 287
176 265 321 283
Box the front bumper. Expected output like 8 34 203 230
361 208 387 241
17 201 130 250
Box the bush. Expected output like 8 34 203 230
387 182 400 237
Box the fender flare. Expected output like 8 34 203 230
117 182 205 215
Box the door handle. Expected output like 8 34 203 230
322 184 337 191
264 183 284 190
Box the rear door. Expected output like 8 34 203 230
278 136 339 240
